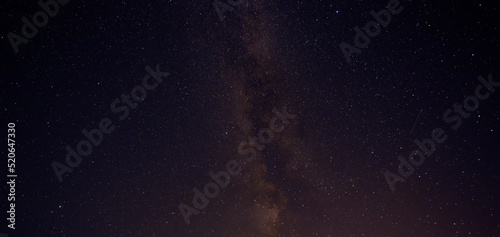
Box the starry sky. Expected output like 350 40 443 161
1 0 499 236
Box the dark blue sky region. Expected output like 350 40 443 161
0 0 499 236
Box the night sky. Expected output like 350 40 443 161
1 0 500 236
